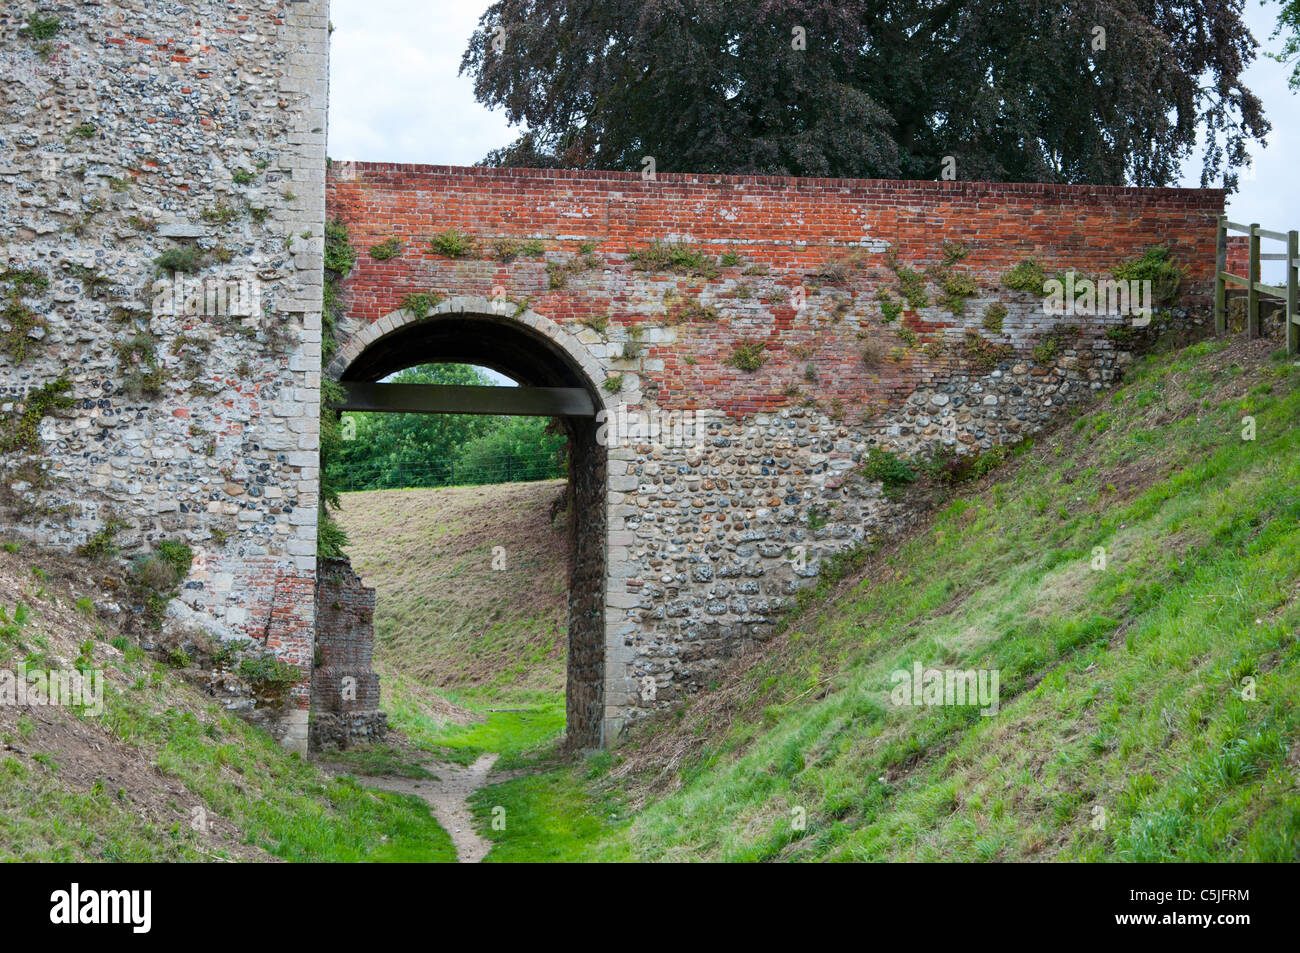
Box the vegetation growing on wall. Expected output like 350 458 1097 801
397 290 445 316
319 220 356 558
546 250 601 289
113 331 166 398
727 338 768 372
668 297 719 324
862 447 917 500
127 539 195 629
1112 245 1185 304
982 302 1008 333
1032 325 1082 365
885 251 929 310
429 228 476 258
489 237 545 262
628 241 719 278
0 269 49 363
0 378 73 455
959 329 1014 371
368 237 404 260
1001 258 1046 293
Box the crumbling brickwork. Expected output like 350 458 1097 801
310 557 386 750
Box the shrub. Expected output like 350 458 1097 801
20 12 61 41
878 289 903 323
959 330 1013 372
154 245 204 275
238 654 302 706
982 302 1008 333
923 444 1014 485
727 339 768 372
1002 258 1046 293
1112 245 1184 304
0 378 74 454
369 237 404 260
430 228 476 258
862 448 916 499
628 241 719 278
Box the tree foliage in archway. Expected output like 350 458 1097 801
328 364 567 491
461 0 1269 190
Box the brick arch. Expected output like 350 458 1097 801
324 295 615 749
327 295 610 396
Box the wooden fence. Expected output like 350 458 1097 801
1215 216 1299 354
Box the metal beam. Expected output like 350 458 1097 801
334 381 595 417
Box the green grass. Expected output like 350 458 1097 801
469 755 634 862
0 593 455 862
102 680 456 862
387 677 566 768
315 744 438 779
475 338 1300 862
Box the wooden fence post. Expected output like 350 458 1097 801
1289 230 1299 356
1214 215 1227 335
1248 223 1261 338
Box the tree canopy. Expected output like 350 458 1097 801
461 0 1269 190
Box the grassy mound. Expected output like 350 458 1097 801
0 546 455 862
473 337 1300 862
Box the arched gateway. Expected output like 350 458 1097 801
326 296 614 748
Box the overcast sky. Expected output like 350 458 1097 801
329 0 1298 264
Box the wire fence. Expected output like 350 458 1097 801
333 450 565 493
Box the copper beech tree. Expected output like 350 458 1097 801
462 0 1269 190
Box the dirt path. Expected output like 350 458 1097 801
324 754 504 863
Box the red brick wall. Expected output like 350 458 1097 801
327 165 1222 419
1226 235 1249 277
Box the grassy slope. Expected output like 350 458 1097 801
0 548 455 862
337 481 570 762
473 338 1300 862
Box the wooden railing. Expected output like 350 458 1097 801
1215 216 1299 354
